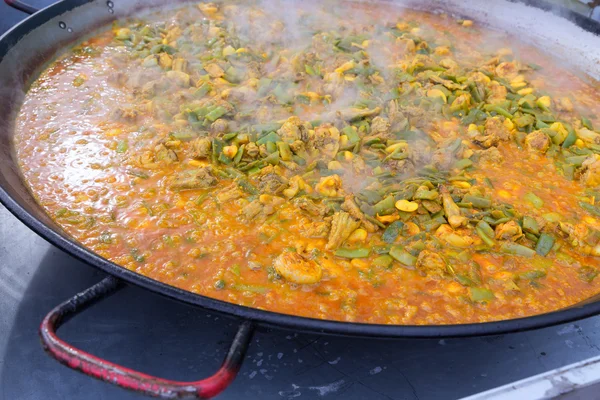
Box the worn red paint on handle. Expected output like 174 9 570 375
39 276 255 399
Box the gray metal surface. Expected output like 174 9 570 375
2 206 600 400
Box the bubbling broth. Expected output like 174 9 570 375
14 1 600 324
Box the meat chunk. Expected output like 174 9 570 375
257 171 288 194
475 147 504 164
274 252 322 284
495 221 523 241
415 250 447 277
190 138 212 159
495 61 519 79
525 130 551 153
303 220 331 238
292 197 327 216
369 116 391 139
216 183 244 203
277 116 311 143
315 174 343 197
581 154 600 187
306 125 340 161
326 211 360 250
341 195 378 232
484 116 510 141
170 167 216 191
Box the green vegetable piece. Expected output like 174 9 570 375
389 246 416 266
453 158 473 170
382 221 404 243
519 270 546 280
462 195 491 208
580 202 600 217
578 266 598 283
116 140 128 153
232 284 269 293
470 287 495 302
562 128 577 148
524 192 544 209
373 196 396 215
522 216 540 234
582 116 594 130
277 142 293 161
342 126 360 144
335 248 371 258
535 233 555 256
372 255 393 268
205 106 228 122
499 242 536 257
214 279 226 290
256 132 281 145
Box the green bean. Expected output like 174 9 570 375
462 195 491 209
389 246 416 266
372 255 393 268
470 287 495 302
499 242 535 257
564 155 587 167
522 216 540 234
580 202 600 217
535 233 555 256
582 116 594 130
485 105 513 119
335 248 371 258
237 178 259 195
562 128 577 148
524 192 544 209
382 221 404 243
373 196 395 215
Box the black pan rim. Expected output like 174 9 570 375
3 0 600 339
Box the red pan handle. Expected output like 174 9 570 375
39 275 256 398
4 0 39 14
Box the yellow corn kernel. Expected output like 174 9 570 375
576 139 585 148
344 75 356 82
446 281 463 294
377 213 400 223
468 123 479 133
339 135 349 148
404 222 420 236
105 128 123 137
503 118 515 131
462 20 473 27
395 199 419 212
410 27 421 34
584 216 598 225
452 181 472 189
396 22 409 31
497 189 511 199
188 159 203 167
511 81 527 89
517 87 533 96
223 145 238 158
348 228 368 243
385 142 408 154
335 60 356 74
537 96 551 109
222 45 236 57
235 47 248 53
342 151 354 161
427 89 447 103
328 160 343 170
361 40 370 48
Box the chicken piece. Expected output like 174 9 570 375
495 61 519 79
416 250 447 277
257 171 288 194
369 116 391 139
283 175 312 198
326 211 361 250
153 144 178 164
165 71 191 87
440 185 467 229
315 174 343 197
487 82 507 104
169 167 216 191
558 222 600 256
204 63 224 78
111 106 139 122
484 116 510 141
341 195 378 232
495 221 523 241
292 197 326 216
240 200 263 220
190 137 212 159
581 154 600 187
525 130 550 153
304 220 331 238
277 116 311 143
274 252 322 284
471 131 499 149
475 147 504 164
306 125 340 161
216 183 244 203
211 119 229 134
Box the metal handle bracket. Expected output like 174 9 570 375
39 276 255 399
